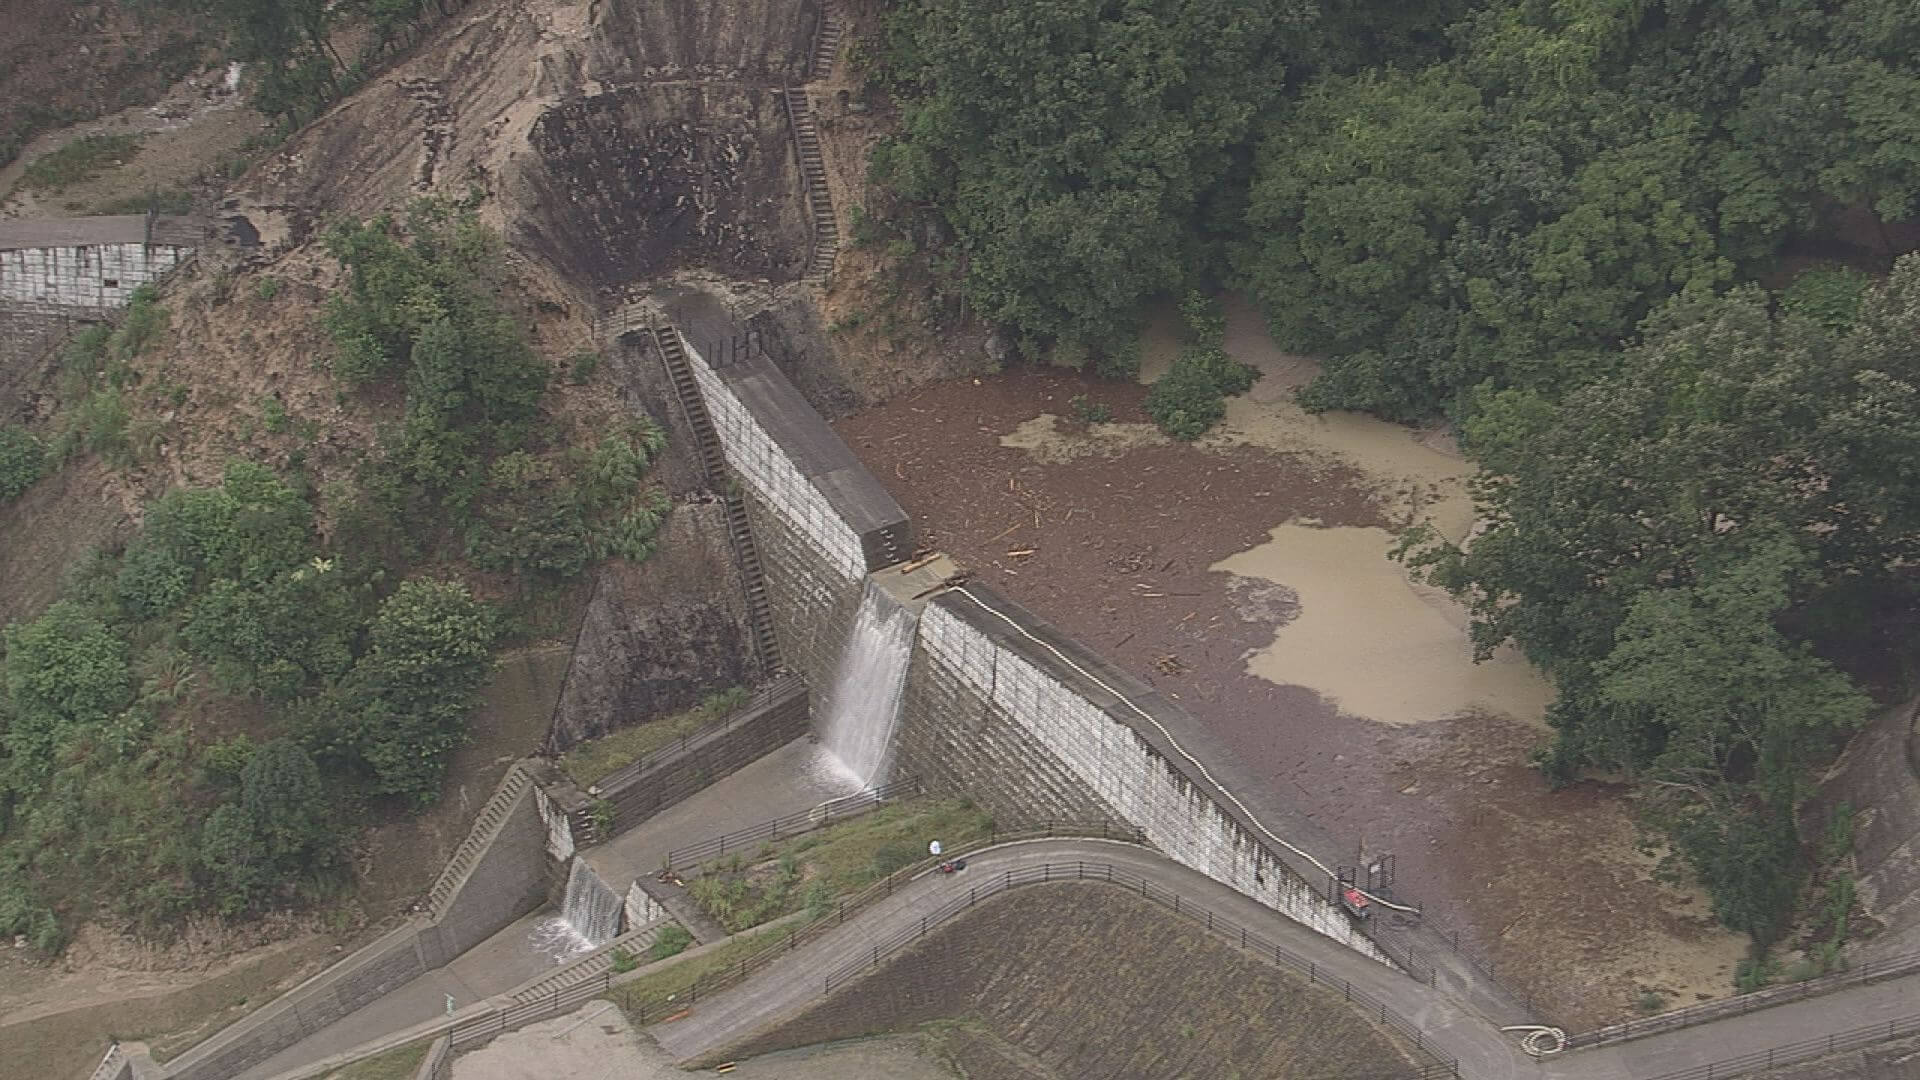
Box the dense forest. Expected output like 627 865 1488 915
0 203 667 947
871 0 1920 955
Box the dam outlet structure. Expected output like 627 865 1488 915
559 856 624 948
820 577 919 787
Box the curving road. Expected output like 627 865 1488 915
647 838 1529 1077
645 838 1920 1080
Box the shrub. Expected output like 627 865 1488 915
1068 395 1112 425
338 579 499 806
0 425 46 500
1 601 133 780
568 350 601 384
610 945 639 973
1144 345 1258 441
646 924 693 961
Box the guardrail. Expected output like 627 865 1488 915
451 823 1143 1049
1641 1011 1920 1080
816 860 1460 1080
661 775 924 872
1566 947 1920 1050
588 677 804 796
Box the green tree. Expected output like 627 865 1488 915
240 738 335 869
0 426 44 501
876 0 1301 352
330 579 498 806
2 602 133 783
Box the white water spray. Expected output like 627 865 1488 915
559 857 622 947
820 579 918 788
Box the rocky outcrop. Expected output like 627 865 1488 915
1809 696 1920 956
545 500 753 752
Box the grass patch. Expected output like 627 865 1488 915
21 134 142 192
607 925 783 1024
93 186 194 216
558 686 749 786
646 924 693 961
332 1038 432 1080
688 798 995 932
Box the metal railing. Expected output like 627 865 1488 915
586 676 804 795
1566 947 1920 1050
661 775 925 873
1641 1010 1920 1080
452 822 1143 1049
816 859 1460 1080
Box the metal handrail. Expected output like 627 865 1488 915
1639 1010 1920 1080
1566 947 1920 1050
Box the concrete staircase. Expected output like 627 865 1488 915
808 3 844 82
426 763 531 921
781 88 838 284
652 326 784 676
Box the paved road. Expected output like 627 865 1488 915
645 838 1920 1080
648 838 1530 1077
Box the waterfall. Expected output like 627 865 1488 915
560 857 623 947
821 578 919 788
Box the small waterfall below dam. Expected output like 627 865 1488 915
821 578 919 789
560 857 622 948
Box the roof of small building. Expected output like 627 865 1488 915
0 214 206 252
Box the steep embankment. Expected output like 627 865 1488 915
726 882 1422 1080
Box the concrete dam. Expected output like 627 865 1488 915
645 286 1404 969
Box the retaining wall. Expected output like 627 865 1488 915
160 779 546 1080
666 299 1389 966
0 243 189 308
597 683 811 834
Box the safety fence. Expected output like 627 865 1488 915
450 823 1141 1049
1641 1011 1920 1080
661 775 925 872
815 860 1461 1080
1567 947 1920 1050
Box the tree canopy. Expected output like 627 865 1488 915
873 0 1920 945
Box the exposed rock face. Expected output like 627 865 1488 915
1809 696 1920 956
519 84 809 290
236 0 821 292
545 499 752 752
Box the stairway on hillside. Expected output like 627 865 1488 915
652 327 784 676
781 88 839 284
426 764 531 920
808 2 844 82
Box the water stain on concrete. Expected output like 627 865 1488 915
1214 523 1555 728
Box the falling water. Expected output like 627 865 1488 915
821 578 919 788
560 857 623 948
